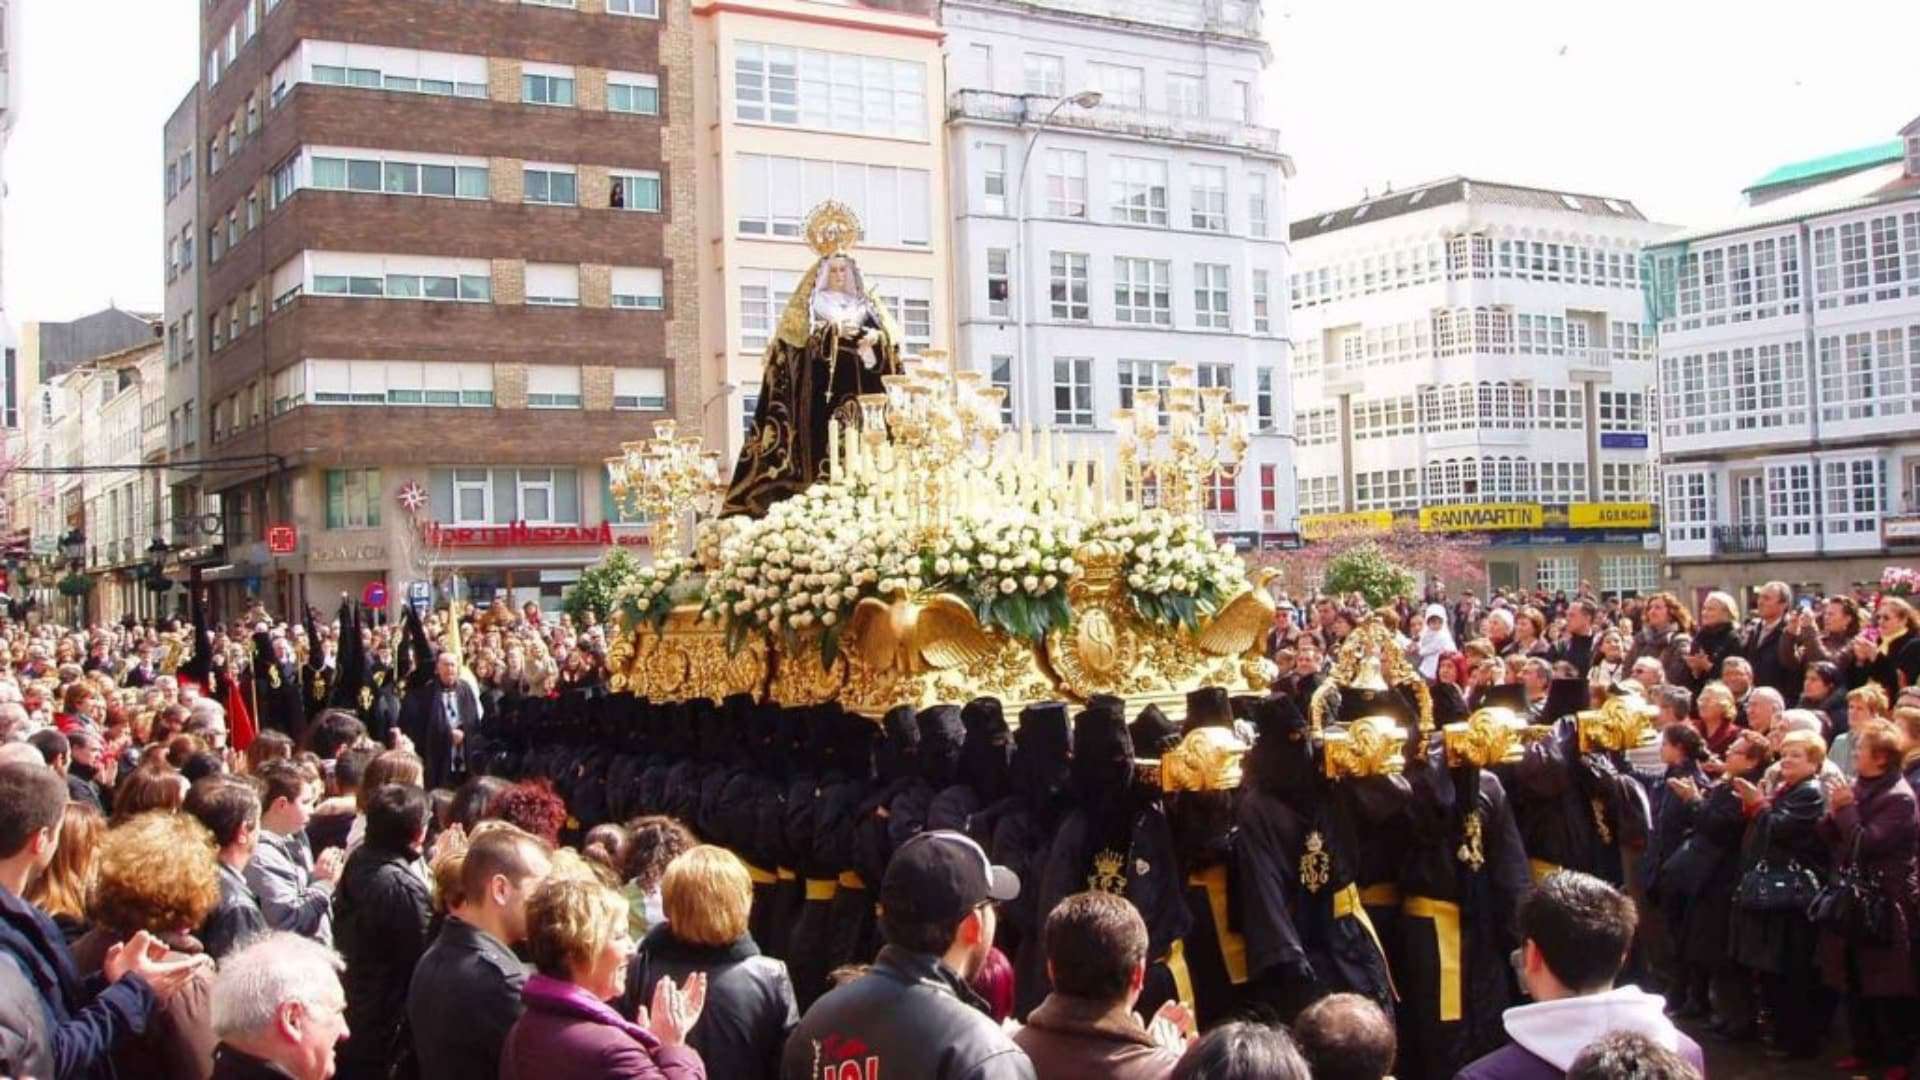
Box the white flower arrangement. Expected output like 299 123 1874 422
681 474 1248 660
611 553 697 635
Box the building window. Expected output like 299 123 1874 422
1599 555 1659 597
1117 359 1172 419
1167 73 1204 117
325 469 382 529
734 153 931 247
1089 62 1144 108
1110 157 1168 225
431 468 580 525
740 387 760 436
1297 475 1341 515
1824 458 1886 537
526 364 584 408
1049 252 1089 321
522 73 576 107
1255 368 1275 431
1535 557 1580 596
1252 270 1270 333
607 74 661 115
1194 263 1230 329
990 355 1015 425
608 0 659 16
524 264 581 307
611 267 666 310
1113 257 1171 325
986 249 1011 318
1189 165 1227 232
1023 53 1063 97
1248 174 1268 238
613 369 668 410
870 277 934 355
733 43 927 140
522 0 579 8
611 172 662 211
982 143 1007 215
1052 357 1094 426
1764 462 1816 538
1044 149 1087 219
524 167 578 206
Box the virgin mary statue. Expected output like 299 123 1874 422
722 201 903 517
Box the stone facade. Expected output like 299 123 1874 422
580 263 613 309
582 365 615 411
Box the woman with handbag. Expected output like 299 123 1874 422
1816 718 1918 1077
1668 730 1768 1041
1728 729 1832 1061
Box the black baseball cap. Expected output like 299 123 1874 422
881 830 1019 924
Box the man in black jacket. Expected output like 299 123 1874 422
186 777 269 961
1743 580 1806 703
399 654 480 790
1552 600 1599 678
409 825 552 1080
782 830 1034 1080
331 784 431 1080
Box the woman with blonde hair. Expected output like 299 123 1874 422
1694 681 1741 762
1870 595 1920 694
25 799 106 943
620 846 797 1080
1693 591 1742 680
69 811 221 1079
500 876 709 1080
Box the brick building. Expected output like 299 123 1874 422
190 0 697 618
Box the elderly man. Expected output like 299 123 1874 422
400 654 480 790
210 933 350 1080
1743 580 1805 702
1629 656 1666 691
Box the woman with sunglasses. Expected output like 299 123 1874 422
1869 598 1920 696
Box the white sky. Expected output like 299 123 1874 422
4 0 1920 321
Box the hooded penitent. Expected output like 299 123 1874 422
1129 704 1181 762
915 704 965 790
957 697 1012 804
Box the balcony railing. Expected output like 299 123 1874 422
1712 524 1768 555
948 90 1283 157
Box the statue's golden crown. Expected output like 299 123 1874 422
805 200 864 259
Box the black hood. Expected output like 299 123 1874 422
1071 699 1134 804
1128 704 1181 760
916 705 965 787
1246 694 1316 798
877 704 919 783
834 712 878 782
1184 686 1234 732
1013 702 1072 818
958 697 1012 802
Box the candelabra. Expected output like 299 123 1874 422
1112 363 1250 520
605 420 725 554
828 349 1010 541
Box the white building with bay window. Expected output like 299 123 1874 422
1651 114 1920 600
943 0 1295 537
1288 178 1671 596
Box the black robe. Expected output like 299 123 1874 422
722 288 901 517
1396 757 1529 1080
1037 803 1192 1018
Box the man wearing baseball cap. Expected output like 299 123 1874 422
781 829 1035 1080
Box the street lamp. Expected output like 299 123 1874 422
1011 89 1102 423
59 530 87 626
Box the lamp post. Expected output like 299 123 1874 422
1011 89 1102 426
60 529 87 627
145 537 172 621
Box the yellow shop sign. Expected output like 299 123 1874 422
1419 503 1543 532
1568 502 1655 529
1301 511 1394 540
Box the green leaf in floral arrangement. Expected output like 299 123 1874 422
820 623 843 669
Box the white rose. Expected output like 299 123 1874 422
999 578 1018 594
1022 574 1040 592
1041 557 1059 573
980 554 999 571
934 557 952 577
1172 575 1189 591
1042 574 1058 591
952 558 972 576
822 611 839 627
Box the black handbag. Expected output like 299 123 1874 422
1734 857 1821 912
1807 827 1895 944
1659 834 1721 896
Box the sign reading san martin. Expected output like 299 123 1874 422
1418 503 1543 532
